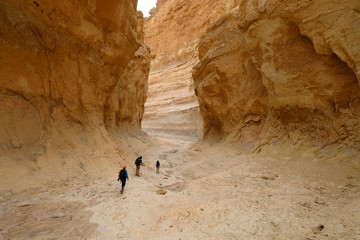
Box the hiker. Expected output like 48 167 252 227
156 160 160 174
135 156 144 176
118 165 129 194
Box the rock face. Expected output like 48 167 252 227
193 0 360 151
0 1 150 160
143 59 202 137
143 0 239 137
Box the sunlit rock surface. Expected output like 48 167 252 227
0 0 150 172
143 0 239 138
193 0 360 152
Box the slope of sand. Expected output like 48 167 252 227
1 135 359 239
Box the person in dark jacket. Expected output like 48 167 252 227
135 156 144 176
118 165 129 194
156 160 160 174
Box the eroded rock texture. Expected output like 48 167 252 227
143 0 239 137
193 0 360 151
0 0 150 160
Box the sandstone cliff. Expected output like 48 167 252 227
143 0 239 137
0 0 150 181
193 0 360 152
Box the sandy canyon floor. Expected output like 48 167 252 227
0 133 360 240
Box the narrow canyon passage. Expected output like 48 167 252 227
1 0 360 239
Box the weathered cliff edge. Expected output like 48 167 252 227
143 0 239 138
193 0 360 153
0 0 150 187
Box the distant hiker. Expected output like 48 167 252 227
135 156 144 176
118 165 129 194
156 160 160 174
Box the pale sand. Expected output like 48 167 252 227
0 134 359 239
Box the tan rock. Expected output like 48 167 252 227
156 188 167 195
193 13 268 141
104 46 150 132
143 0 238 137
0 0 149 159
156 0 169 9
143 59 203 137
193 0 360 150
239 0 360 83
144 0 236 67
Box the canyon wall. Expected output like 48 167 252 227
193 0 360 152
143 0 239 137
0 0 150 165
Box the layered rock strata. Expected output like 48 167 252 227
143 59 202 137
0 0 150 161
193 0 360 151
143 0 239 137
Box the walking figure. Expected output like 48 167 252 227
118 165 129 194
156 160 160 174
135 156 144 176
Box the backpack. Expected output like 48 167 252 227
119 169 126 181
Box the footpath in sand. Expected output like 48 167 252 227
0 134 360 239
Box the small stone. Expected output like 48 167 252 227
260 172 278 181
299 201 311 208
347 175 353 179
314 198 326 205
312 224 324 234
157 188 167 195
315 187 326 194
17 203 33 208
200 208 204 211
